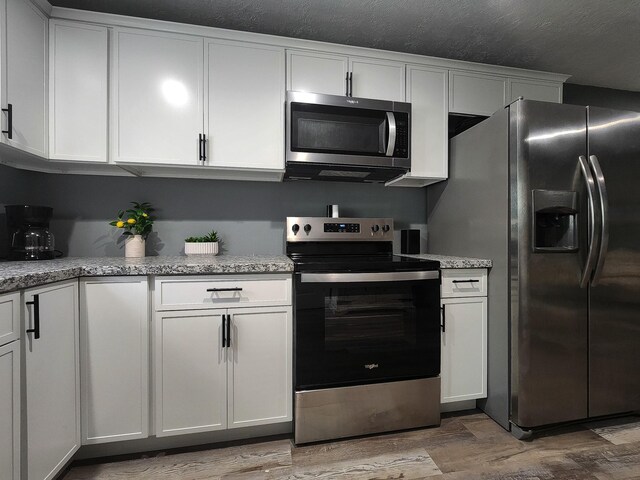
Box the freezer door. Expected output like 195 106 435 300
588 107 640 417
510 100 590 428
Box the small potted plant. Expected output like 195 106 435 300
184 230 220 256
109 202 154 258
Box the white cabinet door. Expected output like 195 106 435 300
49 21 108 162
449 70 507 116
227 307 292 429
509 78 562 104
441 296 487 403
206 40 284 170
24 280 79 480
155 309 227 436
350 56 405 102
287 49 348 96
4 0 47 156
0 341 19 480
80 277 148 444
0 291 20 347
388 65 447 187
112 28 203 165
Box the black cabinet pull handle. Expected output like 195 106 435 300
206 287 243 292
198 133 202 162
222 314 226 348
226 314 231 348
2 104 12 139
26 294 40 339
345 72 349 96
349 72 353 97
202 134 207 163
452 279 479 283
440 304 446 333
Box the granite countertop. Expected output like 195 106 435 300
401 254 492 269
0 255 294 294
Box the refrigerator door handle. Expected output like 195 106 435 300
589 154 609 286
578 155 600 288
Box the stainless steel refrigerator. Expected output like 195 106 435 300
428 99 640 437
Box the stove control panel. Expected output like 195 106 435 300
287 217 394 242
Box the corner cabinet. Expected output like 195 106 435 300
23 280 80 480
2 0 48 157
153 275 292 437
111 28 204 166
49 20 108 162
440 269 488 404
79 277 149 444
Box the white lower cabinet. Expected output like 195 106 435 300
440 269 488 404
154 305 292 437
23 280 80 480
0 341 20 480
80 277 149 444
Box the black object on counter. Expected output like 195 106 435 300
401 229 420 254
5 205 57 260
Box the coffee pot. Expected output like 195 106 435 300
5 205 57 260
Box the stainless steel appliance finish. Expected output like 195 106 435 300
287 216 441 444
295 377 441 444
427 99 640 434
285 91 411 183
287 216 394 242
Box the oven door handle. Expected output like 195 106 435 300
300 271 439 283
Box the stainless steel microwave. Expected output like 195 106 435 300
285 91 411 183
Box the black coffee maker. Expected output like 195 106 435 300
5 205 57 260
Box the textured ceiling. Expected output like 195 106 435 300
49 0 640 91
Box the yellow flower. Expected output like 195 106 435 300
142 213 148 218
116 221 125 228
127 218 136 225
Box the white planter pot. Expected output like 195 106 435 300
184 241 219 255
125 235 146 258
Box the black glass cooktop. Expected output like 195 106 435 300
290 254 440 273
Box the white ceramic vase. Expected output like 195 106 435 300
184 241 219 255
125 235 146 258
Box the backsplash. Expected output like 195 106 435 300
0 164 427 257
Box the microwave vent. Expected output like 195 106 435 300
319 170 370 178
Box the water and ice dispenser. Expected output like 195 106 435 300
532 190 579 252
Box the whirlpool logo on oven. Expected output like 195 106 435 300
364 363 379 370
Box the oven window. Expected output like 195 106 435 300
295 278 441 390
325 291 417 353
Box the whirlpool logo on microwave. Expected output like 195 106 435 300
346 99 359 104
364 363 379 370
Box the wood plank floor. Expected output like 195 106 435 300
61 411 640 479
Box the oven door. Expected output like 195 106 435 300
294 271 441 390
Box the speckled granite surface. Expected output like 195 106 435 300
400 254 492 269
0 255 294 294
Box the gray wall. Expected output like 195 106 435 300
0 164 427 257
564 83 640 112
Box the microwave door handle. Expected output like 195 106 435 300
385 112 397 157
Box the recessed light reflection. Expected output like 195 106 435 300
161 79 189 107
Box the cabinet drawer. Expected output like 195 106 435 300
0 292 20 347
154 275 292 311
441 269 487 298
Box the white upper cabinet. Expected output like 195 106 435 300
49 21 108 162
509 78 562 103
449 70 508 117
388 65 448 187
286 49 404 101
112 28 204 165
349 56 405 102
287 50 349 96
205 40 285 170
3 0 47 157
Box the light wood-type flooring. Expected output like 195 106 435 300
61 411 640 479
